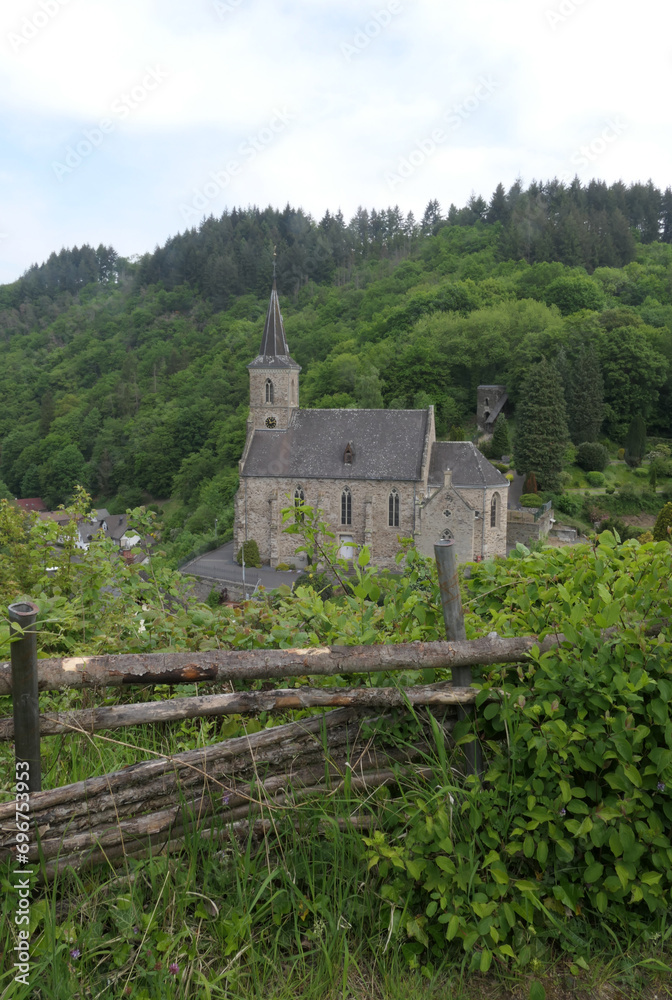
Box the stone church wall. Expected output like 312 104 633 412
235 477 419 568
415 478 508 563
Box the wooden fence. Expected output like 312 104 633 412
0 542 550 879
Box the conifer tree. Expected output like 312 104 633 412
490 414 510 458
566 348 604 444
514 358 569 492
624 415 647 468
653 502 672 542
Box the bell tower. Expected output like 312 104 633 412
247 275 301 432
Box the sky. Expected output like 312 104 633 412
0 0 669 285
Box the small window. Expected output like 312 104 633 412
490 492 500 528
341 487 352 525
388 489 399 527
265 378 274 403
344 442 354 465
294 487 305 521
441 528 453 541
443 508 451 519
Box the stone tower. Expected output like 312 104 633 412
246 279 301 432
476 384 508 433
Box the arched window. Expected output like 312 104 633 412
388 489 399 527
490 492 500 528
341 487 352 525
265 378 274 403
294 486 305 522
484 397 490 407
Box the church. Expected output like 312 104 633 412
234 281 509 568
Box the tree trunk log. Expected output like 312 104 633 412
0 681 474 739
0 634 563 694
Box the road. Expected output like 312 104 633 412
180 540 302 592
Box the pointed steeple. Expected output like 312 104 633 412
248 278 300 370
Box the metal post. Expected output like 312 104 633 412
8 601 41 792
433 542 482 778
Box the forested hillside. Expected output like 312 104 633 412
1 177 671 563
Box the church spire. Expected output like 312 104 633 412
248 265 300 370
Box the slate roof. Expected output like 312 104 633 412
247 280 301 370
428 442 509 488
242 408 430 481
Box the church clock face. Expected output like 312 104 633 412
265 416 277 428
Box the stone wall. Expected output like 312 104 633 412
235 476 419 568
248 367 299 431
415 473 508 563
506 506 554 547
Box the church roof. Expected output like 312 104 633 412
242 408 430 481
428 442 509 488
247 279 300 370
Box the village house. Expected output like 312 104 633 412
234 281 509 568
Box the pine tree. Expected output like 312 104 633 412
566 347 604 444
624 415 646 468
514 358 569 492
653 502 672 542
490 414 510 458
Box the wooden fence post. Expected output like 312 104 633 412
8 601 41 792
433 541 482 778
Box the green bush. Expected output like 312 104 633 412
275 562 292 571
633 468 648 478
576 441 609 472
552 492 583 518
586 471 605 488
519 493 542 508
653 502 672 542
236 539 261 567
366 537 672 970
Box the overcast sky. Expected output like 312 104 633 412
0 0 669 285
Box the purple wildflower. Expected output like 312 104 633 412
70 948 81 960
657 782 666 792
169 962 179 976
559 808 567 816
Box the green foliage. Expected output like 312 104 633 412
366 535 672 970
514 359 569 492
576 441 609 472
519 494 543 508
236 539 261 567
565 348 605 444
490 414 510 458
652 502 672 542
586 471 605 488
625 415 647 468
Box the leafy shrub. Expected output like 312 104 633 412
633 468 648 478
606 486 615 494
519 494 542 508
617 448 625 460
493 462 509 474
653 502 672 542
275 562 293 571
639 531 654 544
236 539 261 567
366 537 672 970
576 441 609 472
552 493 583 517
586 471 605 487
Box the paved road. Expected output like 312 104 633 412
181 540 302 592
